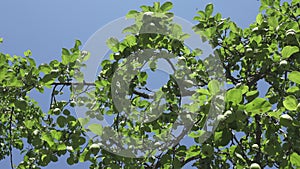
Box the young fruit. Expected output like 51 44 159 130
279 60 288 66
236 110 247 121
286 29 296 36
250 163 261 169
202 144 214 157
252 144 259 151
89 143 100 155
217 114 226 121
224 110 235 123
280 114 293 127
52 108 61 115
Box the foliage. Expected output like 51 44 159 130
0 0 300 168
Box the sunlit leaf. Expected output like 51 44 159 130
88 124 103 136
160 2 173 12
288 71 300 84
282 46 299 59
245 98 272 115
283 95 298 111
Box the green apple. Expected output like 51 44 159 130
52 108 61 115
251 144 259 151
236 110 247 121
217 114 226 121
246 48 253 53
250 163 261 169
224 110 235 123
70 100 76 107
286 29 296 36
202 144 214 157
279 60 287 66
89 143 100 155
280 114 293 127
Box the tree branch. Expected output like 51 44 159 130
254 115 262 165
9 107 14 169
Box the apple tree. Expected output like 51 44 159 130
0 0 300 168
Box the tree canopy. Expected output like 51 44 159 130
0 0 300 168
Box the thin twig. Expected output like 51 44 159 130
9 107 14 169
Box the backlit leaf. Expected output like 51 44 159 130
245 98 272 115
288 71 300 84
283 95 298 111
88 124 103 136
282 46 299 59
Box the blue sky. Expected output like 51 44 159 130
0 0 263 168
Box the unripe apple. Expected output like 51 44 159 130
279 60 287 66
252 27 259 32
144 12 154 16
52 108 61 115
286 29 296 36
217 114 226 121
246 48 253 53
280 114 293 127
250 163 261 169
33 129 39 135
224 110 235 123
51 69 59 73
89 143 100 155
236 110 247 121
224 110 233 117
70 100 76 107
252 144 259 151
202 144 214 157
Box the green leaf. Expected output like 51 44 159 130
88 124 103 136
78 117 90 127
62 55 70 65
106 37 119 52
188 130 205 138
245 98 272 115
79 149 89 162
268 16 278 28
160 2 173 12
24 120 34 129
9 78 23 87
268 107 285 119
185 145 200 160
23 50 32 57
57 116 66 128
57 144 66 151
41 133 54 147
214 130 232 146
208 80 220 95
154 2 160 11
282 46 299 59
287 86 299 93
256 13 263 25
196 88 211 96
288 71 300 84
123 35 136 47
205 3 213 16
290 152 300 167
74 40 82 49
50 130 62 140
15 100 27 110
226 88 242 104
230 22 239 34
283 95 298 111
67 157 74 165
0 37 3 43
126 10 138 18
62 48 70 56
